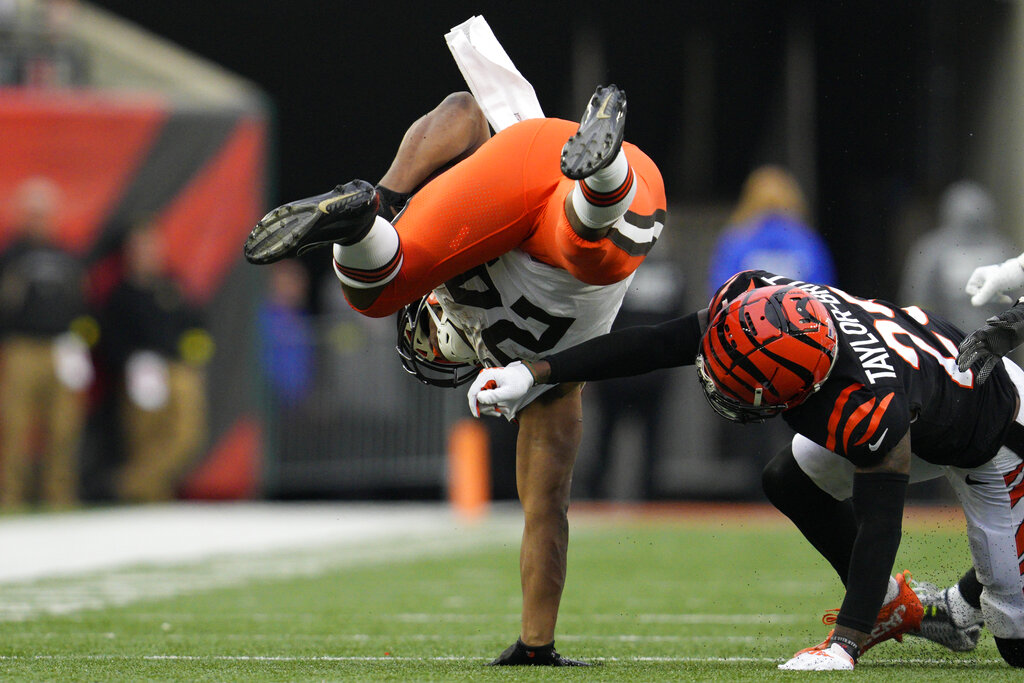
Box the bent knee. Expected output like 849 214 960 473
437 92 486 128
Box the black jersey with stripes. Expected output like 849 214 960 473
711 271 1018 468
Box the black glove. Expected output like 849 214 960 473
487 638 593 666
957 298 1024 384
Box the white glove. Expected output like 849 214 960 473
52 332 94 391
778 642 855 671
126 350 170 411
965 255 1024 306
466 361 536 417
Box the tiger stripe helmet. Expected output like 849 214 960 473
697 285 837 423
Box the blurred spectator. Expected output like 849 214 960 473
708 165 836 294
706 166 835 496
259 260 314 408
101 218 212 502
0 176 93 509
0 0 88 87
584 256 686 500
900 180 1018 333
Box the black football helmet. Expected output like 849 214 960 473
396 293 481 388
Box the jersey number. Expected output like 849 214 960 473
446 264 575 365
840 292 974 388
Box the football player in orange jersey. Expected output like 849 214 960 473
245 84 667 665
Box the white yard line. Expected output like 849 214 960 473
0 654 1004 666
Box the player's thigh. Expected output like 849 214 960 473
514 383 584 509
791 433 946 500
948 449 1024 639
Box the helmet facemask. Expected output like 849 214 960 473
396 294 481 388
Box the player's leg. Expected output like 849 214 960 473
946 448 1024 667
520 88 664 287
561 84 635 237
376 91 490 214
334 118 564 315
764 435 954 653
509 383 588 660
247 117 558 313
244 92 490 264
761 437 857 580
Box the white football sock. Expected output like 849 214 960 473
332 215 403 289
571 149 636 229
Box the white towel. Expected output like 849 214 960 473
445 15 544 132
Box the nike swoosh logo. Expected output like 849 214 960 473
867 427 889 452
595 93 613 119
317 191 359 213
964 474 985 486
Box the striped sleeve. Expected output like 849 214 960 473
820 382 908 466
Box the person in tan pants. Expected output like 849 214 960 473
102 219 212 502
0 177 93 509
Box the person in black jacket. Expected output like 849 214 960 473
102 219 213 502
0 177 93 508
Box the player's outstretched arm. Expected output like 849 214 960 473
957 297 1024 383
964 254 1024 306
468 311 707 417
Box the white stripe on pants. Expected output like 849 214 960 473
792 357 1024 639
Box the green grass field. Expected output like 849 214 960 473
0 504 1015 681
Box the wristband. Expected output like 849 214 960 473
521 360 541 384
830 634 861 662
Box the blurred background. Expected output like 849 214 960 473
2 0 1023 508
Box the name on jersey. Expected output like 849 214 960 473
763 276 897 384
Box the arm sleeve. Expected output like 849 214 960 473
546 310 703 384
835 471 909 633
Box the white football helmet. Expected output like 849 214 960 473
396 292 481 387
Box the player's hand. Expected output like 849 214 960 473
957 298 1024 384
964 257 1024 306
467 361 536 417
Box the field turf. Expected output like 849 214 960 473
0 503 1016 681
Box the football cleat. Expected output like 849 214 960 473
817 570 924 653
487 639 594 666
909 580 983 652
779 642 855 671
244 179 379 265
560 84 627 180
